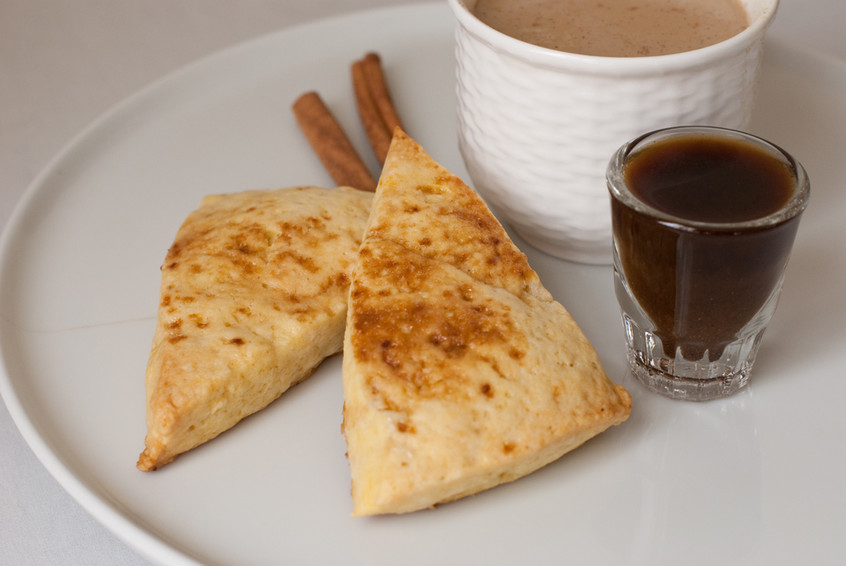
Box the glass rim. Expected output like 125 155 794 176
606 125 810 233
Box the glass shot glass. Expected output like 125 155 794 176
606 126 809 401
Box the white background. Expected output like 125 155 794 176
1 1 844 564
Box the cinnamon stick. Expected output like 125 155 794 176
292 91 376 192
352 52 403 164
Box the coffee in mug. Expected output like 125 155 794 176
473 0 749 57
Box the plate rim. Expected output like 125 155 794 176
1 3 843 565
0 3 447 565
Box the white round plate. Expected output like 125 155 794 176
1 4 845 565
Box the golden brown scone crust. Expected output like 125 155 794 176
138 186 372 471
342 130 631 515
365 130 550 302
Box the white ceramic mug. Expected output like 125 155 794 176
449 0 780 264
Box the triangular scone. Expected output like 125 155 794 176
138 186 372 471
342 130 631 515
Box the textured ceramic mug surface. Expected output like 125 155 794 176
449 0 779 264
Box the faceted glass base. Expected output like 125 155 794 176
626 346 751 401
622 313 765 402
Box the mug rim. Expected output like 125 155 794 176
448 0 780 75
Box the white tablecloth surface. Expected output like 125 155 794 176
1 1 843 564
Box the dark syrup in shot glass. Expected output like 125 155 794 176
612 133 802 361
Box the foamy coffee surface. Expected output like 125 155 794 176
472 0 749 57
